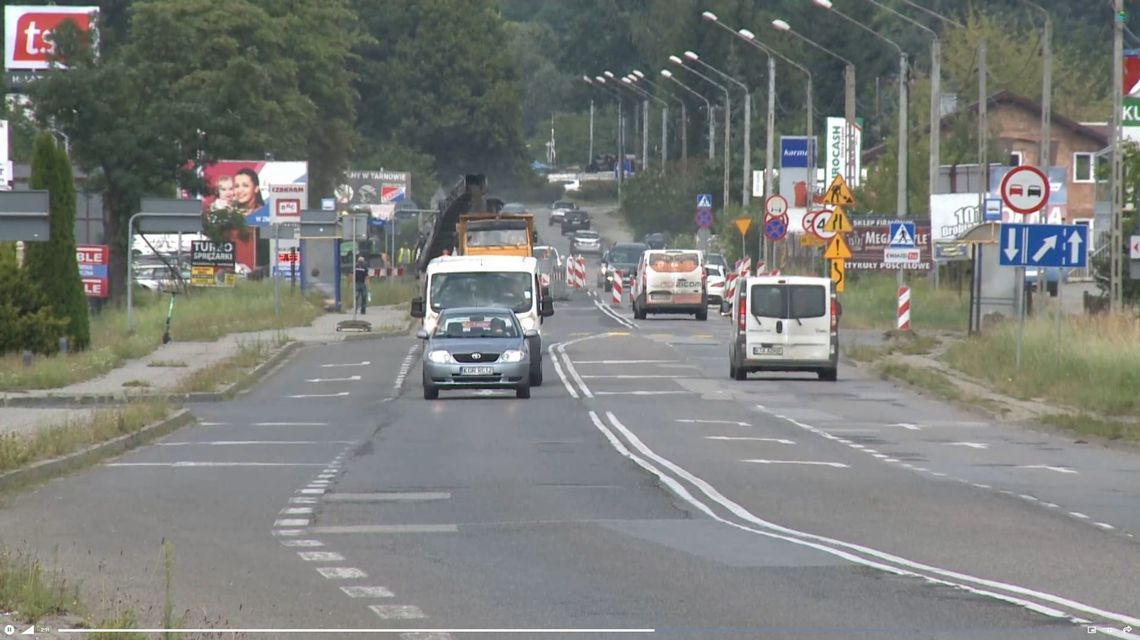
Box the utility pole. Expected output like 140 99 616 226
680 102 688 175
896 52 909 288
642 100 650 174
1112 0 1124 312
588 100 594 166
742 91 752 209
845 63 857 191
930 36 941 210
661 106 668 172
765 56 776 264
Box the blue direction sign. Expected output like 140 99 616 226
695 208 714 228
696 193 713 209
999 223 1088 268
888 221 916 248
764 217 788 242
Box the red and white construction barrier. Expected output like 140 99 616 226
371 267 406 278
566 256 587 289
897 286 911 330
611 276 623 305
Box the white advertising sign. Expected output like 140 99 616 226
0 120 10 190
4 5 99 71
824 117 862 189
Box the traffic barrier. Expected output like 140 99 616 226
611 276 622 305
566 256 587 289
897 286 911 330
371 267 406 278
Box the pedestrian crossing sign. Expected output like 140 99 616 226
888 221 917 248
697 193 713 209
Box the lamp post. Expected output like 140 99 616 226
811 0 908 288
633 69 686 174
682 49 751 210
622 74 670 173
671 53 731 212
1112 0 1124 312
606 70 648 175
662 69 712 164
584 75 626 199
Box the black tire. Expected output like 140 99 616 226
529 363 544 387
695 307 708 321
633 298 647 320
818 367 838 382
516 383 531 399
733 361 747 381
422 373 439 400
729 358 738 379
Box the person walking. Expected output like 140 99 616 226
354 256 369 315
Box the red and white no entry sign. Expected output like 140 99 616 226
999 165 1050 215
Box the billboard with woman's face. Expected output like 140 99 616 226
201 161 309 268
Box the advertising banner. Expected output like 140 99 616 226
930 166 1068 243
779 136 816 222
0 119 9 190
4 5 99 71
824 117 863 189
190 240 236 287
76 244 108 298
336 170 411 227
846 217 933 272
202 160 309 268
1124 49 1140 142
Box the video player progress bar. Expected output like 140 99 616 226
57 629 656 635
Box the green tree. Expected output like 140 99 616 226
0 245 70 356
24 134 90 350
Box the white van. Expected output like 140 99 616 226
411 255 554 386
630 249 707 320
728 275 839 381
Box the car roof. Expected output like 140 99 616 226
574 229 598 235
426 255 538 274
612 242 648 248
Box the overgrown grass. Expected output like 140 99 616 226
1040 414 1140 442
840 274 970 331
875 361 1010 416
174 339 276 393
0 281 322 392
0 402 169 474
0 548 80 621
338 277 420 308
843 332 940 362
943 313 1140 417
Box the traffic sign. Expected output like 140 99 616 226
695 208 714 228
826 206 853 234
824 234 852 260
830 259 845 293
764 216 788 242
888 221 917 248
764 194 788 218
1131 235 1140 260
734 217 752 236
823 174 855 206
884 247 922 265
984 197 1003 222
808 210 836 240
999 165 1050 215
999 223 1088 268
697 193 713 209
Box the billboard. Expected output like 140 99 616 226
4 5 99 71
929 166 1068 243
336 170 411 227
824 117 863 189
76 244 108 298
190 240 236 287
0 120 9 190
846 217 933 272
202 160 309 268
1124 49 1140 142
779 136 816 218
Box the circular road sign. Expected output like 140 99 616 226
764 194 789 218
764 216 788 242
695 208 714 228
999 165 1050 215
808 209 837 240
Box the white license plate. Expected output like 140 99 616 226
753 345 783 356
459 366 495 376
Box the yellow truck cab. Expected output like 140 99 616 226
458 212 535 258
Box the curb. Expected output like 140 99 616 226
0 409 195 492
181 340 304 403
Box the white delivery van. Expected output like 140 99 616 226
727 275 839 381
411 255 554 386
630 249 707 321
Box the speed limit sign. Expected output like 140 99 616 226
809 209 837 239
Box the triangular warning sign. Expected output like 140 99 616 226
824 234 853 260
826 206 853 233
823 175 855 206
890 224 915 247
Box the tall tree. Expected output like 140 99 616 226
24 134 90 350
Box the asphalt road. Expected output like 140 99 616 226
0 204 1137 640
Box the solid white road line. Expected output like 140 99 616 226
308 524 458 534
341 586 395 598
580 374 677 379
947 442 990 449
548 343 578 399
156 441 354 446
743 459 849 469
558 345 592 398
369 605 426 620
322 492 451 502
288 392 350 399
298 551 345 562
320 361 371 368
593 410 1140 636
106 462 326 468
1017 465 1079 474
305 376 362 383
679 419 751 426
399 633 455 640
574 360 677 364
706 436 794 445
254 422 329 426
279 539 324 547
197 421 228 426
593 391 689 396
316 567 367 579
591 295 638 329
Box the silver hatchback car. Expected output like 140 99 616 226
418 307 537 400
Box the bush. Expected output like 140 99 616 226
573 180 618 203
0 248 69 355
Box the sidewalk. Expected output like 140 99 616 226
0 304 412 436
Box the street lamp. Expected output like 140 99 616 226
606 70 648 172
662 69 714 163
770 18 857 192
671 53 731 212
622 75 670 173
682 50 751 210
811 0 908 288
632 69 688 173
584 75 627 196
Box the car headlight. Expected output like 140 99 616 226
500 349 525 363
426 350 453 364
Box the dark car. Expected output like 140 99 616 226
643 232 668 249
598 241 649 290
561 209 591 235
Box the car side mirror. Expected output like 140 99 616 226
539 298 555 317
410 296 425 319
523 329 539 338
416 329 429 339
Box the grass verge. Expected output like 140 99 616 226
174 337 285 394
0 402 169 474
0 548 80 622
844 331 941 363
1039 414 1140 442
874 361 1010 417
942 313 1140 417
840 274 970 331
0 281 323 393
337 278 420 308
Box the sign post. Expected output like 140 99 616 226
997 165 1053 370
734 217 752 264
127 199 203 332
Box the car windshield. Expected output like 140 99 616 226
430 271 534 313
750 284 826 319
608 246 646 265
534 247 556 260
575 232 598 239
466 228 530 247
435 312 520 339
553 202 574 210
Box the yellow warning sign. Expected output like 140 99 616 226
823 174 855 207
824 234 853 260
800 233 824 247
826 206 853 234
734 217 752 236
830 258 845 292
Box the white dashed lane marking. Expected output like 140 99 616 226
305 375 362 383
287 392 350 399
297 551 345 562
274 519 309 527
280 539 324 547
744 459 849 469
369 604 426 620
320 361 371 368
316 567 367 579
280 507 313 515
394 345 420 390
341 586 395 598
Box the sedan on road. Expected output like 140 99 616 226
570 230 603 255
419 307 537 399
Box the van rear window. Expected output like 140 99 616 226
750 284 826 319
647 253 701 273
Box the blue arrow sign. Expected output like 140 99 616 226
998 223 1088 268
696 193 713 209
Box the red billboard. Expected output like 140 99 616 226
76 244 108 298
846 217 933 272
4 6 98 71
